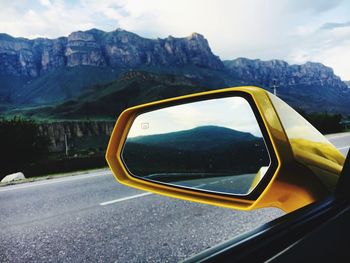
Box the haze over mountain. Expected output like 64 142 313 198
345 81 350 88
0 28 349 118
128 125 258 149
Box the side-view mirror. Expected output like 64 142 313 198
106 87 345 212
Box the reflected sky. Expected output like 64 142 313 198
128 97 263 138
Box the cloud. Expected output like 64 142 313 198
320 21 350 30
39 0 51 7
105 0 350 79
282 0 344 13
0 0 97 39
288 18 350 79
129 97 263 138
314 40 350 81
0 0 349 79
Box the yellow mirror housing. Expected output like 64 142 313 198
106 86 344 213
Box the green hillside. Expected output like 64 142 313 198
12 71 212 120
123 125 268 181
129 125 257 150
12 66 122 105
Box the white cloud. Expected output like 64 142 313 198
0 0 97 38
39 0 51 7
128 97 263 138
287 21 350 79
316 40 350 80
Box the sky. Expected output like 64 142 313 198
0 0 349 80
128 97 263 138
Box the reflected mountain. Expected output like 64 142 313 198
123 125 270 180
128 125 258 151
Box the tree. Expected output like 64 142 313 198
0 117 49 180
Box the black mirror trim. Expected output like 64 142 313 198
120 90 279 201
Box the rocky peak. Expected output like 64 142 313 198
0 28 223 78
186 32 207 44
0 33 15 41
300 62 335 78
224 58 347 91
68 31 95 42
188 32 204 38
66 30 106 67
228 57 288 68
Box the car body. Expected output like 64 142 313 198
106 86 350 262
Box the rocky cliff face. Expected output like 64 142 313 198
0 28 349 114
0 34 67 77
37 121 114 152
224 58 350 113
224 58 348 92
0 29 223 78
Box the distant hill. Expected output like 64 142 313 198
0 28 349 117
128 125 258 150
11 71 210 120
8 68 350 120
224 58 350 114
123 125 269 178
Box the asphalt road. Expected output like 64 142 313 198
325 132 350 156
0 133 349 263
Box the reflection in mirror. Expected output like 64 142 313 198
122 96 271 196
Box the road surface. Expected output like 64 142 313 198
0 133 349 262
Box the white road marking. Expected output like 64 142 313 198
326 133 350 139
0 172 111 192
337 146 350 150
194 184 206 188
100 192 153 206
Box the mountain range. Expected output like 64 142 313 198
123 125 268 178
0 28 349 119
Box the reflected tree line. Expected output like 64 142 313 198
123 126 270 181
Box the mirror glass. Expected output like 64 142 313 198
122 96 271 196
